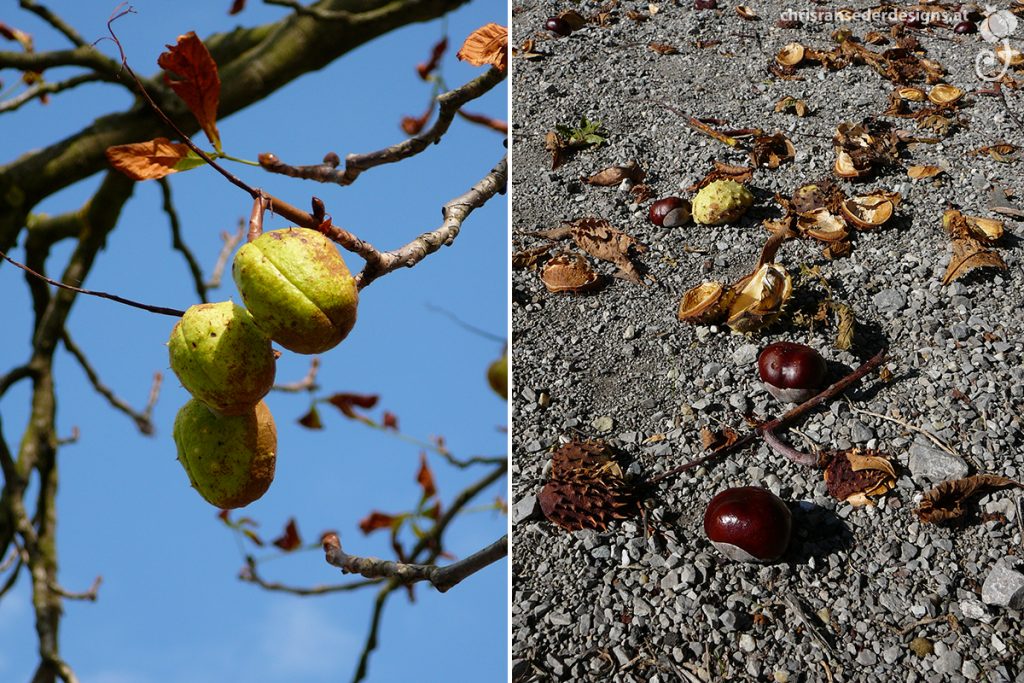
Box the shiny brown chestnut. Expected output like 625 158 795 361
649 197 692 227
703 486 791 562
545 17 572 36
757 341 827 403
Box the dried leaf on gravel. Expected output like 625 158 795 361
569 218 647 284
941 209 1007 285
831 301 855 350
823 449 896 506
970 143 1020 163
512 244 554 270
648 42 679 55
915 475 1023 525
686 161 755 191
700 426 740 452
907 165 944 180
584 160 645 186
750 133 796 168
774 96 808 116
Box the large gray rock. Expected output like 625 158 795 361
512 494 540 525
981 556 1024 609
907 438 970 483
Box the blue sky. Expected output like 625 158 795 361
0 2 508 681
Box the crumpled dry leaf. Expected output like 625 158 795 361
907 165 944 180
750 133 796 168
545 130 570 170
700 426 740 452
774 96 808 117
105 138 200 180
915 474 1023 525
569 218 647 284
970 143 1020 163
941 209 1008 285
648 42 679 55
157 32 222 151
584 160 645 186
823 449 896 506
686 161 755 192
540 252 601 293
512 244 554 270
539 439 638 532
831 301 855 351
456 23 508 71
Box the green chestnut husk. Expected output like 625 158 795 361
168 301 276 416
173 398 277 509
232 227 358 354
487 354 508 400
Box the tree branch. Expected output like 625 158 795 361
205 222 246 289
352 583 394 683
18 0 87 47
240 555 381 595
61 332 160 435
356 153 507 288
0 46 120 76
158 178 207 303
322 533 506 593
258 66 506 186
0 73 109 114
47 575 101 602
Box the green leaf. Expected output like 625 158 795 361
173 149 209 172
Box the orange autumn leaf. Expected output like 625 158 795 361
456 23 507 71
157 32 222 151
416 453 437 499
105 138 192 180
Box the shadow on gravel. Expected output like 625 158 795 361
786 502 853 564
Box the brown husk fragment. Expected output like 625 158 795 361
915 475 1023 525
540 252 601 293
725 263 792 333
512 244 554 270
823 449 896 506
677 281 727 324
539 440 639 532
750 133 796 168
941 208 1008 285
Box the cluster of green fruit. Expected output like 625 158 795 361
169 228 358 508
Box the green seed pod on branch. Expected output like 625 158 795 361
232 228 359 354
488 354 508 400
168 301 276 415
173 398 277 509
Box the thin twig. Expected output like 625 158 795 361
259 67 506 187
272 357 320 393
0 73 107 114
352 584 394 683
649 348 887 486
424 303 505 343
240 556 380 595
845 401 959 457
47 575 101 602
19 0 87 47
264 0 354 21
356 154 507 289
159 179 207 303
322 533 507 593
1 249 186 317
206 222 246 289
0 365 36 397
61 332 160 435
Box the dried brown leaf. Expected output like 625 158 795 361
545 130 569 170
105 138 192 180
456 23 508 71
569 218 647 284
831 301 855 350
916 475 1022 525
648 42 679 55
942 237 1008 285
585 160 645 186
907 165 944 180
512 244 554 270
157 32 222 151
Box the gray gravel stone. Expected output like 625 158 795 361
873 288 906 313
908 439 970 483
512 494 540 525
981 556 1024 609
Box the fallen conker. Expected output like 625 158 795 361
953 20 977 34
167 301 276 416
545 17 571 36
757 341 827 403
649 197 692 228
233 228 358 355
174 398 277 509
704 486 791 562
694 0 718 9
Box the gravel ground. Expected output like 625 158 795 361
510 1 1024 681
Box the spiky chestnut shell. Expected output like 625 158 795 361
174 398 277 509
704 486 791 562
692 180 754 225
488 354 508 400
233 228 358 354
168 302 276 416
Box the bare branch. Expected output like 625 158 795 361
259 67 506 186
0 74 108 115
18 0 87 47
410 462 507 560
47 575 101 602
272 357 320 393
0 365 36 398
323 533 506 593
0 249 186 318
205 222 246 289
352 584 394 683
240 556 380 595
159 179 207 303
264 0 354 21
356 154 507 289
61 333 160 435
0 46 119 78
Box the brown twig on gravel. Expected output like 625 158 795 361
648 347 887 486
